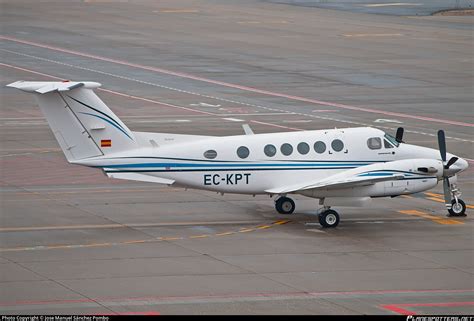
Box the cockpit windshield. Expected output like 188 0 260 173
384 133 400 147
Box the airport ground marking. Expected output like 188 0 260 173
1 59 472 145
343 33 404 37
2 35 472 128
423 192 474 209
397 210 463 225
381 301 474 316
0 289 472 309
0 61 301 133
2 54 474 146
364 3 422 7
0 220 291 252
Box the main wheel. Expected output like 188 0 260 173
275 197 295 215
318 209 340 228
448 199 466 217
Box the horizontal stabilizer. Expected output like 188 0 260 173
7 81 101 94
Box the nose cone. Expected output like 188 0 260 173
454 157 469 172
446 157 469 176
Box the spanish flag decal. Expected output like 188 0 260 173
101 139 112 147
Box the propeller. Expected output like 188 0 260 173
395 127 404 143
437 130 460 209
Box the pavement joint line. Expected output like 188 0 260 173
1 53 473 144
0 220 291 252
2 36 473 129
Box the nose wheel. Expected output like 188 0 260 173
275 196 295 215
448 199 466 217
318 209 340 228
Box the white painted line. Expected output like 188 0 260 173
0 152 34 158
2 53 473 144
175 119 191 122
374 119 403 124
344 33 404 37
284 120 312 123
222 118 244 122
222 113 289 116
2 36 472 128
364 3 422 7
190 102 221 107
306 229 327 234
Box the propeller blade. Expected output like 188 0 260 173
437 130 447 162
445 157 459 169
395 127 404 143
443 178 452 209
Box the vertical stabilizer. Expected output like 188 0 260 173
7 81 137 161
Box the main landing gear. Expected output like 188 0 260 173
317 207 340 228
275 196 295 215
274 196 340 228
447 184 466 217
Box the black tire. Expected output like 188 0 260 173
448 199 466 217
275 197 295 215
319 209 340 228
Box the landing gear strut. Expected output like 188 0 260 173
318 207 340 228
275 196 295 215
447 184 466 217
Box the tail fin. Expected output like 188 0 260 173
7 81 137 162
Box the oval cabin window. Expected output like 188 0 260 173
203 150 217 159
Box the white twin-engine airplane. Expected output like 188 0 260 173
8 80 469 228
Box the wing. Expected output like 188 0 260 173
265 169 405 194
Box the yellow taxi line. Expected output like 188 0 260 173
0 220 291 252
398 210 463 225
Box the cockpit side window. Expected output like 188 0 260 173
384 139 394 149
384 133 400 147
367 137 382 150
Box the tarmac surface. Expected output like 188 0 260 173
1 0 473 315
269 0 474 16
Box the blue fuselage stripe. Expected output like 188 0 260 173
101 162 372 169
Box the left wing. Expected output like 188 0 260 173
265 173 404 194
264 158 439 195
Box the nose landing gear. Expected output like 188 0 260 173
447 184 466 217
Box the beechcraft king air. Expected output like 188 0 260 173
7 80 469 228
